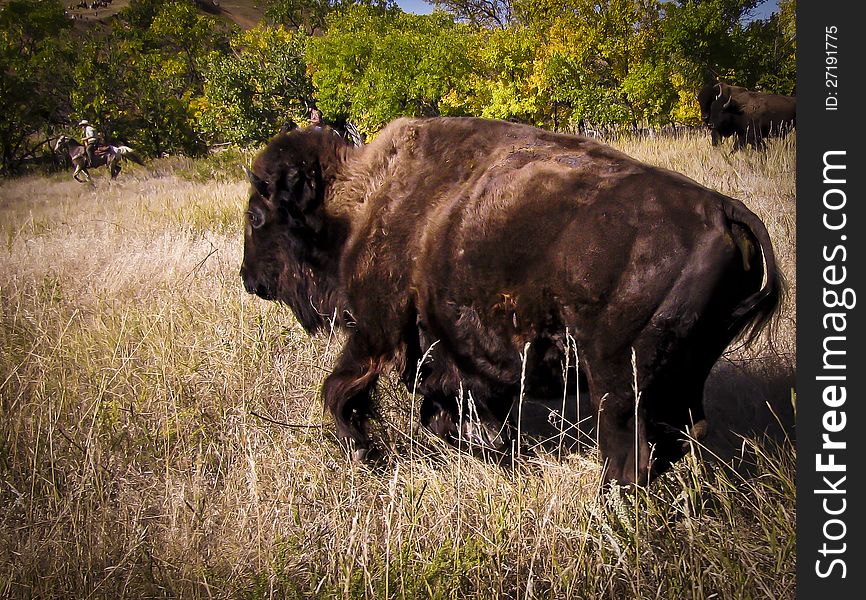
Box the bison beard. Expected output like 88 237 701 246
239 117 782 486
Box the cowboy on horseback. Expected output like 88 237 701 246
79 119 98 167
54 128 144 183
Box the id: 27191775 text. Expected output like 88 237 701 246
825 26 838 111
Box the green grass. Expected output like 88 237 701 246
0 131 796 599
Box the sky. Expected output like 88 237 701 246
396 0 434 14
750 0 780 21
395 0 781 20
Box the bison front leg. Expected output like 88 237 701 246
321 337 384 461
586 356 653 486
596 393 652 487
420 394 460 442
732 131 747 152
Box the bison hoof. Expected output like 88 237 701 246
460 419 510 452
351 447 368 463
690 419 709 440
681 419 709 453
336 435 372 463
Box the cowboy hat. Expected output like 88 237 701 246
78 119 89 126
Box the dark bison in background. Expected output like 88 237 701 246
697 82 796 150
696 82 749 146
240 117 782 486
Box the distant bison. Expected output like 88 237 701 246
240 117 782 486
696 82 749 146
697 82 796 150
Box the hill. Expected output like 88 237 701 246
9 0 266 30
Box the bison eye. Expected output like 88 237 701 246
247 207 265 229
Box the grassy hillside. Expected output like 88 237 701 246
0 132 796 598
32 0 265 29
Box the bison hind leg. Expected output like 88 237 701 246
420 395 460 442
419 392 512 454
594 348 721 485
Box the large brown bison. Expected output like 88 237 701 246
240 117 782 486
697 82 796 150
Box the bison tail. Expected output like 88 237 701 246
724 198 785 347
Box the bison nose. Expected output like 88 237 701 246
240 266 273 300
243 278 256 295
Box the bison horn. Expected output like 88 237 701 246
714 83 722 100
723 94 733 109
244 166 270 199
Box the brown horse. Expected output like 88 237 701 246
54 135 143 182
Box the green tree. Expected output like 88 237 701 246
71 0 229 156
308 6 479 135
199 25 314 145
472 26 544 123
433 0 513 28
529 0 675 129
660 0 761 84
659 0 795 120
263 0 395 33
0 0 73 174
739 0 795 94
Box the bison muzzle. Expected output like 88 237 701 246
240 117 782 486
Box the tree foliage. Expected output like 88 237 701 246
740 0 796 94
263 0 395 33
530 0 676 128
200 25 313 145
472 25 543 123
308 6 479 134
0 0 796 174
0 0 73 174
433 0 513 28
659 0 795 100
71 0 230 156
661 0 760 83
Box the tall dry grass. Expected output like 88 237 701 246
0 133 795 599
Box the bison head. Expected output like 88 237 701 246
700 82 751 148
709 92 742 137
696 83 720 125
239 128 350 333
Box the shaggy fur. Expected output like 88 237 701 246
240 117 783 485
